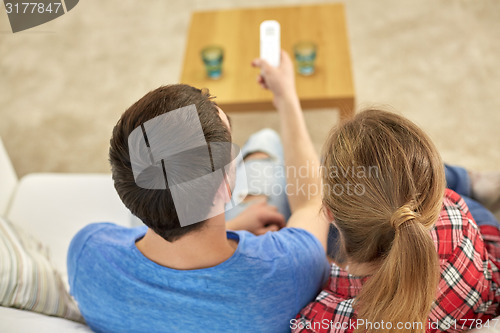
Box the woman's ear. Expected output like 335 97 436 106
323 206 335 222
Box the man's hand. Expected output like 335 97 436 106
251 50 298 109
226 200 286 235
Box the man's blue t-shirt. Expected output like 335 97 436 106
67 223 329 333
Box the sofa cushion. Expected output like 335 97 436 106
0 215 83 322
6 173 132 276
0 306 91 332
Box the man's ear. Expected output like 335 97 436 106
214 174 232 206
224 180 232 203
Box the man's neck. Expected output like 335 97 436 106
135 215 237 270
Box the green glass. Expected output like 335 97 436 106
201 46 224 79
294 42 317 76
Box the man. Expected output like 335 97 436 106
67 51 330 333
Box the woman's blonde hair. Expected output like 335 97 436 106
322 110 445 333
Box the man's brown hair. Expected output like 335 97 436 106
109 84 231 242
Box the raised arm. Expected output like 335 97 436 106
251 51 329 250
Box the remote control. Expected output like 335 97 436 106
260 20 281 67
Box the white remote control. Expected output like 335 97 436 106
260 20 280 67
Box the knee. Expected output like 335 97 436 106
251 128 281 146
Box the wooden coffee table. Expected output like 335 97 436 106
180 4 355 119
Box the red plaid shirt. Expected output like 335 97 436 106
294 189 500 333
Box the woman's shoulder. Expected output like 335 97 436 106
431 189 480 257
293 278 358 333
430 189 500 324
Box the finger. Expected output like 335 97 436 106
280 50 291 64
266 224 280 232
260 77 269 89
252 57 273 72
256 74 269 90
252 58 266 68
264 211 286 228
257 224 280 235
282 50 294 68
254 228 267 235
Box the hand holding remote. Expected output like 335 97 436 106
251 50 298 109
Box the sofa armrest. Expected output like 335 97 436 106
0 137 18 215
6 173 132 276
0 307 91 332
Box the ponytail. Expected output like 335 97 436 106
354 204 440 333
321 110 446 333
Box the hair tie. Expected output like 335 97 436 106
390 204 419 231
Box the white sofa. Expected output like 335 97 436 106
0 137 498 333
0 138 134 332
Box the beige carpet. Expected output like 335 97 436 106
1 0 499 178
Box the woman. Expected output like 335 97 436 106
295 110 500 333
252 52 500 333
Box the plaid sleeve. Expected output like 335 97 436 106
479 225 500 269
428 189 500 332
293 265 364 333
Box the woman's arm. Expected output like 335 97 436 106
251 51 329 250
